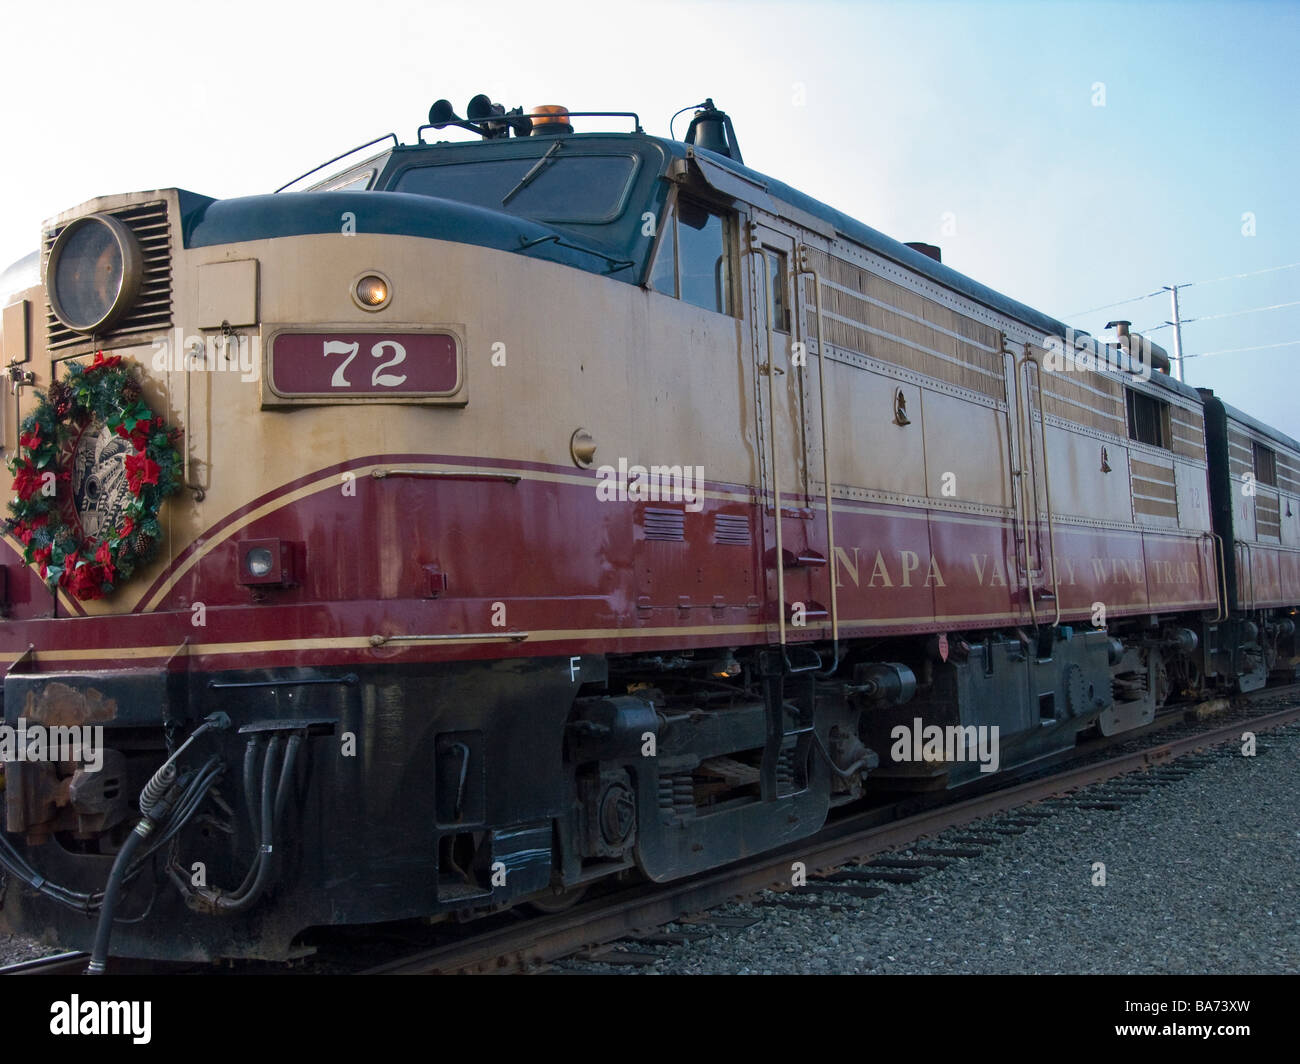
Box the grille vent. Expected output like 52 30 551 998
1256 494 1281 539
643 508 686 542
713 513 751 545
44 200 172 350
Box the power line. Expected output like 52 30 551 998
1181 261 1300 288
1184 299 1300 324
1068 261 1300 320
1066 289 1164 318
1136 299 1300 334
1185 339 1300 359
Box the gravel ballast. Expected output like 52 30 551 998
3 719 1296 974
564 719 1300 975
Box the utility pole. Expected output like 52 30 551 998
1164 284 1185 382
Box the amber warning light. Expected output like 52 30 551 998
531 105 572 135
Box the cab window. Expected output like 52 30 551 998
393 154 639 224
649 197 732 315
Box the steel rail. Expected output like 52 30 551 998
364 694 1300 974
8 687 1297 976
0 951 91 976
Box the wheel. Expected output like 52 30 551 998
523 884 589 915
1169 652 1204 700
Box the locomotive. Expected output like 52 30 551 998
0 95 1296 964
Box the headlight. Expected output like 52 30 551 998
237 539 297 588
244 547 275 578
46 214 143 333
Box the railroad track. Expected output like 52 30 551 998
0 951 92 976
365 687 1300 974
0 949 196 975
5 686 1297 976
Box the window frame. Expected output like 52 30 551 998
646 193 679 297
1125 387 1171 450
389 151 642 226
763 245 790 333
1253 440 1278 487
646 190 736 318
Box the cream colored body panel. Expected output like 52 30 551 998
919 388 1013 509
3 178 1221 625
7 195 766 615
795 228 1213 542
1042 423 1134 525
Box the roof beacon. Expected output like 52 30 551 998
531 105 573 136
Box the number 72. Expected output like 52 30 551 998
323 339 408 388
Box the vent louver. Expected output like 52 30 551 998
643 508 686 542
713 513 751 545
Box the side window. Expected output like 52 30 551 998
677 199 730 314
647 196 733 316
649 204 677 296
765 248 789 332
1254 441 1277 486
1125 388 1170 449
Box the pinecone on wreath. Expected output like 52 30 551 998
47 379 71 416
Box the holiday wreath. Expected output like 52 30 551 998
5 351 182 600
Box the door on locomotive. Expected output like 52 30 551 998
747 215 831 644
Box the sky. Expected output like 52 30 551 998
2 0 1297 434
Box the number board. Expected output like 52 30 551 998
267 331 461 400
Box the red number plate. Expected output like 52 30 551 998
269 332 460 397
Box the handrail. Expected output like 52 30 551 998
417 111 643 143
370 631 529 646
274 133 398 194
516 233 635 273
797 247 838 654
1026 356 1063 626
1209 531 1228 623
1242 539 1255 611
183 339 205 500
371 469 521 483
1009 343 1037 626
752 243 786 647
999 337 1031 621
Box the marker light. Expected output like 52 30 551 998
354 273 391 310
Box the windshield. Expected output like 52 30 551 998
310 169 375 192
391 154 639 224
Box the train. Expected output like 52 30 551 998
0 95 1296 965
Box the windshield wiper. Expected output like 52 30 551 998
502 141 563 206
517 233 634 274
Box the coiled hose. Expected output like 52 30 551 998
85 714 231 975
